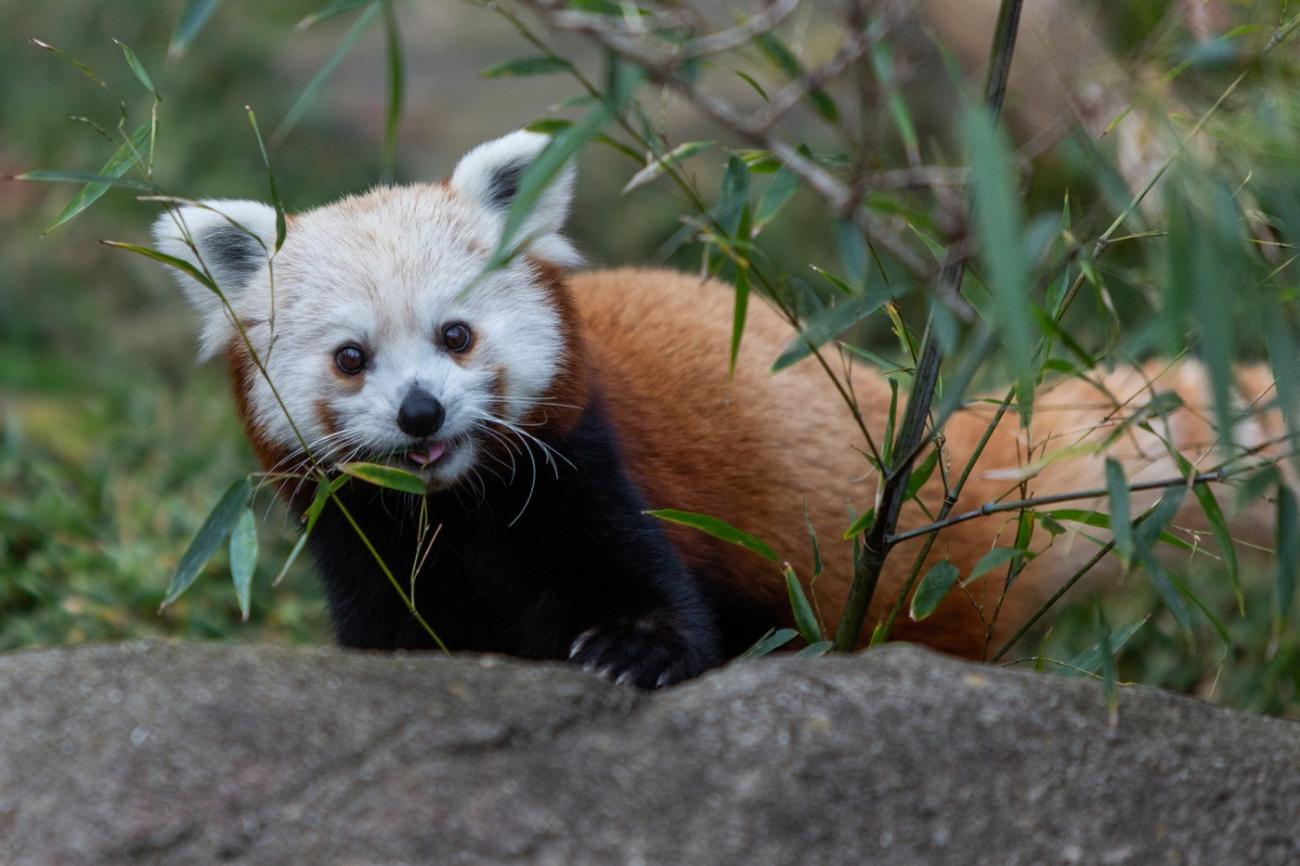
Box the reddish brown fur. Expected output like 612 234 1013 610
566 268 1278 657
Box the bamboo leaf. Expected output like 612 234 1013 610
246 107 287 252
297 0 373 30
482 56 573 78
339 461 427 495
773 293 886 372
10 169 152 190
737 627 798 660
621 140 714 195
1036 509 1193 552
715 154 750 236
797 640 833 657
783 563 822 644
755 32 839 122
1276 484 1298 633
961 105 1034 422
100 241 217 293
729 263 751 375
379 0 404 183
841 507 875 541
803 501 822 578
1065 615 1150 675
487 84 628 272
169 0 222 60
904 446 940 501
271 2 381 147
161 478 251 608
647 509 778 562
1133 488 1194 635
44 123 150 233
963 547 1030 587
910 560 960 621
229 507 258 621
114 39 157 95
273 475 348 586
753 164 799 234
1105 458 1133 567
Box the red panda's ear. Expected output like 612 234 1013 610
152 200 279 359
450 130 581 268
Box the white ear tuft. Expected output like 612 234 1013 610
152 200 278 359
450 130 580 267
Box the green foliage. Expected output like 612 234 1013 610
5 0 1300 719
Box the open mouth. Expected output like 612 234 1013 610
405 435 466 469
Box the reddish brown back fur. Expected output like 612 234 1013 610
571 268 1277 657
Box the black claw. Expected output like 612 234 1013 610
569 614 707 690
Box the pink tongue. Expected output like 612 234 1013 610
408 441 448 467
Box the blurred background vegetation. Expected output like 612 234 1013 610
1 0 1297 716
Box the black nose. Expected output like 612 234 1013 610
396 388 445 438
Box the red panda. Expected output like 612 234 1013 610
153 130 1281 687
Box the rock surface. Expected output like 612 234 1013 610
0 641 1296 866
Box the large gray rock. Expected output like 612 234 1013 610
0 642 1295 865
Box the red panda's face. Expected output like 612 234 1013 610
154 131 582 491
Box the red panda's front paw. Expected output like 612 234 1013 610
568 615 711 690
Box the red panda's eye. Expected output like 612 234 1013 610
334 344 367 375
442 322 473 353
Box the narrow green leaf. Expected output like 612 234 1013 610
737 627 798 661
271 2 381 147
101 241 217 293
869 41 919 162
161 478 251 608
755 32 839 122
246 107 287 252
1133 488 1194 635
910 560 960 622
1105 458 1133 566
753 164 799 234
114 39 157 95
379 0 403 183
647 509 778 562
715 155 750 236
483 56 573 78
273 475 348 586
783 563 822 644
962 547 1030 587
1064 615 1149 675
1235 465 1280 514
904 446 940 501
729 264 751 375
882 378 898 466
169 0 223 59
841 507 875 541
44 122 150 233
489 103 614 272
524 118 574 135
797 640 833 658
339 461 427 495
297 0 373 30
773 293 886 372
803 501 822 578
1167 448 1241 613
1037 509 1193 551
621 140 714 195
229 507 258 621
11 169 152 190
1276 484 1298 633
961 105 1034 422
